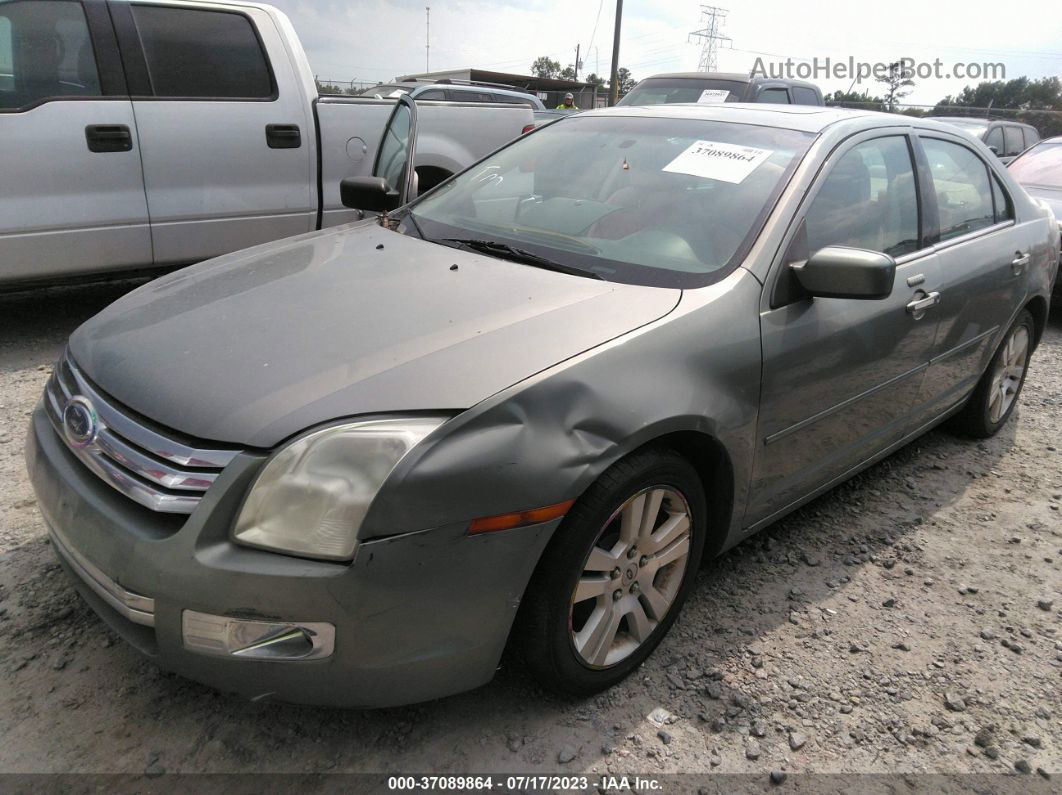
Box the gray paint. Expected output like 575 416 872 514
28 105 1060 707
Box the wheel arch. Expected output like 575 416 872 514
1024 294 1048 348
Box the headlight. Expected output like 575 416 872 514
233 417 445 561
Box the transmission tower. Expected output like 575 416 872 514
688 5 731 72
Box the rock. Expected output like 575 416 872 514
751 720 767 738
1036 768 1051 780
1037 599 1054 611
974 727 993 748
892 641 911 652
788 731 808 751
657 730 673 745
770 771 788 785
983 746 999 760
745 739 761 760
647 707 676 726
706 682 723 700
882 598 897 608
710 718 725 733
557 746 578 764
1015 760 1032 774
801 552 821 567
506 735 523 753
1022 736 1042 748
979 629 996 640
944 692 966 712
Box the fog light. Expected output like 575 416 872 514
182 610 335 661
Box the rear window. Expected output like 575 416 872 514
130 5 273 99
618 77 746 106
791 86 820 105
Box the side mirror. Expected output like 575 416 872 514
790 246 896 300
340 177 400 213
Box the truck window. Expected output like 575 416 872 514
416 88 445 100
1002 125 1024 157
984 126 1004 153
0 0 101 111
756 87 790 104
130 5 273 99
791 86 819 105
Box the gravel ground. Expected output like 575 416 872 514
0 280 1059 780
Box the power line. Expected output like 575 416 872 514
687 5 731 72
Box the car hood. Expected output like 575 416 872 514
70 222 681 447
1022 184 1062 221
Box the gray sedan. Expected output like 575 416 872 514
26 103 1059 707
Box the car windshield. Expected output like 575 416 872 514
932 118 988 136
408 115 814 287
1009 142 1062 188
618 78 747 106
359 84 409 98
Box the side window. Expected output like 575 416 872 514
1024 127 1039 147
416 88 445 100
805 136 919 257
0 0 101 111
756 87 790 104
791 86 819 105
991 174 1013 223
375 101 412 190
984 126 1004 154
1003 126 1024 157
130 5 273 99
921 138 995 241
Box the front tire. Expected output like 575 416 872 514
513 447 706 696
950 309 1035 438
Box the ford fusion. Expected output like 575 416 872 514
26 105 1059 707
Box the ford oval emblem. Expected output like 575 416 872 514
63 396 98 448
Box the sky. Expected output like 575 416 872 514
268 0 1062 106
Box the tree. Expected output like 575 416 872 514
315 78 343 95
531 56 562 79
825 89 885 111
933 76 1062 137
584 73 606 90
559 64 577 81
876 61 914 112
616 67 637 97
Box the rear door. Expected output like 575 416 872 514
912 133 1030 420
748 131 941 525
112 1 314 266
0 0 150 283
1001 125 1025 164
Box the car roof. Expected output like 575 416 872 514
926 116 1036 130
639 72 820 91
577 103 909 134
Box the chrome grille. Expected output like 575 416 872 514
44 352 241 514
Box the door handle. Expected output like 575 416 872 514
906 291 941 316
1011 252 1030 276
266 124 302 149
85 124 132 153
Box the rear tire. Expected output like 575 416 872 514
949 309 1034 438
513 447 706 696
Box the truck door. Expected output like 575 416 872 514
111 1 314 266
0 0 151 284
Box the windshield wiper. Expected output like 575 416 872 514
435 238 603 280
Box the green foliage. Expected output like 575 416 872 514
934 77 1062 137
315 79 343 95
559 64 577 81
876 61 915 112
826 89 885 111
531 56 562 79
584 72 606 89
616 67 637 96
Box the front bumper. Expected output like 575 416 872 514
26 404 556 707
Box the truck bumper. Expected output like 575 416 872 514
26 404 555 707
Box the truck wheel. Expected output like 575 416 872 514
513 447 706 696
949 309 1034 438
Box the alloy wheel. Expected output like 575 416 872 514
569 487 692 669
988 325 1030 423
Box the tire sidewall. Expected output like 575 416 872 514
539 451 707 693
977 311 1035 434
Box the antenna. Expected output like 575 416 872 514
687 5 731 72
425 6 430 72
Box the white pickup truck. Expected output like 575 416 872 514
0 0 532 285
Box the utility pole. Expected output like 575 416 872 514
425 6 430 72
688 5 730 72
608 0 622 106
574 44 581 81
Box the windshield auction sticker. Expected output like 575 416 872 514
662 140 774 183
696 88 731 103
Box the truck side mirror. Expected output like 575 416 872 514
340 177 401 213
790 246 896 299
